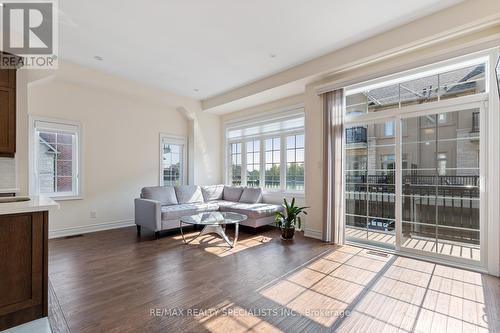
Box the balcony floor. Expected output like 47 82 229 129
346 227 480 261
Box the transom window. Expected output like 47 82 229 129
225 110 304 192
346 59 486 116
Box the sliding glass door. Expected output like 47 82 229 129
400 108 481 261
344 105 483 264
345 120 396 249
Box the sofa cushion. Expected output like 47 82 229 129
239 187 262 203
223 186 244 201
201 185 224 201
175 185 204 204
161 202 219 220
217 201 283 219
141 186 178 206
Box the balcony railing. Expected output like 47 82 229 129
346 174 479 187
346 127 367 144
345 174 480 244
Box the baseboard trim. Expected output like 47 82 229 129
49 219 135 239
304 228 322 240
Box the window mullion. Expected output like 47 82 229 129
395 116 402 250
260 140 265 187
280 134 286 191
242 141 247 187
227 144 231 185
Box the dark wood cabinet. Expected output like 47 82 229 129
0 68 16 89
0 84 16 156
0 211 48 331
0 64 16 157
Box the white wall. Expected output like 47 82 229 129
202 0 500 110
24 61 221 236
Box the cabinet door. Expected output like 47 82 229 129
0 87 15 156
0 213 44 317
0 69 15 88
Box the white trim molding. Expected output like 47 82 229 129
304 228 323 240
49 219 135 239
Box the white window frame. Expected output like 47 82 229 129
223 106 305 195
342 48 500 276
228 142 243 186
284 133 306 192
29 116 82 200
159 134 187 187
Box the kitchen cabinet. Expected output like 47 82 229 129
0 211 48 331
0 68 15 88
0 81 16 157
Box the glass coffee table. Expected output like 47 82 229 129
179 212 247 248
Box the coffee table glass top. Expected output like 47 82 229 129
180 212 247 225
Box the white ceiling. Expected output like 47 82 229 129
58 0 463 100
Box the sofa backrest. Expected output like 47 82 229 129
223 186 244 201
239 187 262 203
175 185 204 204
141 186 178 206
140 184 266 205
201 185 224 201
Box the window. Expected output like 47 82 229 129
225 110 304 192
286 134 304 191
264 137 281 189
346 60 486 116
381 154 395 170
246 140 260 187
160 135 186 187
437 153 447 176
384 121 394 136
230 142 242 186
31 118 80 199
343 53 491 265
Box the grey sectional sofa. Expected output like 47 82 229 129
134 185 283 238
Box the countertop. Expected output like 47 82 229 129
0 196 59 215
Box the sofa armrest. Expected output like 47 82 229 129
134 198 161 232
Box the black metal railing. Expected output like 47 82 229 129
346 127 367 144
345 174 480 244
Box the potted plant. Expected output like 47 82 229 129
275 198 308 240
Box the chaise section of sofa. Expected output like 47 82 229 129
135 184 283 238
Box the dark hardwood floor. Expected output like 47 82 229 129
48 226 500 333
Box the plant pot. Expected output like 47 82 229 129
281 227 295 240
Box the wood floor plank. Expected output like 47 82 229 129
48 226 500 333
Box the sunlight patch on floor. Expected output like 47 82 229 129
346 227 481 261
256 245 494 332
175 230 273 257
200 303 284 333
